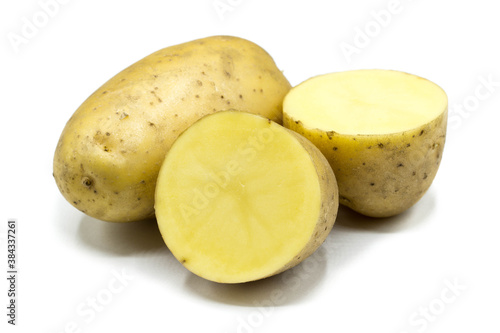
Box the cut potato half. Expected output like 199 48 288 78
155 110 338 283
283 70 448 217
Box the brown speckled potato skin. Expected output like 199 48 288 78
284 110 447 218
272 129 339 276
53 36 291 222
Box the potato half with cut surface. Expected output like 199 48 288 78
155 110 338 283
283 69 448 218
53 35 291 222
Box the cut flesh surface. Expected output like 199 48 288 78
155 111 325 283
283 69 448 135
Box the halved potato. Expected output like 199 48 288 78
283 69 448 217
155 110 338 283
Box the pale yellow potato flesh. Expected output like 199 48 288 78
155 111 338 283
53 36 291 222
283 70 448 217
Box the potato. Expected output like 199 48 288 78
155 110 338 283
283 69 447 217
53 36 291 222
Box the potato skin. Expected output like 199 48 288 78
272 129 339 276
284 110 447 218
53 36 291 222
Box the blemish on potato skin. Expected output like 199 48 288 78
340 195 351 203
397 163 404 167
82 177 93 188
150 90 162 103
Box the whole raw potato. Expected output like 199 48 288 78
53 36 291 222
283 69 448 217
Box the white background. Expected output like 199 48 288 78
1 0 499 332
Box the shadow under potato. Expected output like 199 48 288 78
321 189 437 278
75 189 436 306
184 245 328 307
335 187 436 233
185 189 437 306
77 215 166 256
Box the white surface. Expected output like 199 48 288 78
1 0 499 332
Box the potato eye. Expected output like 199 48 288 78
82 177 93 188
